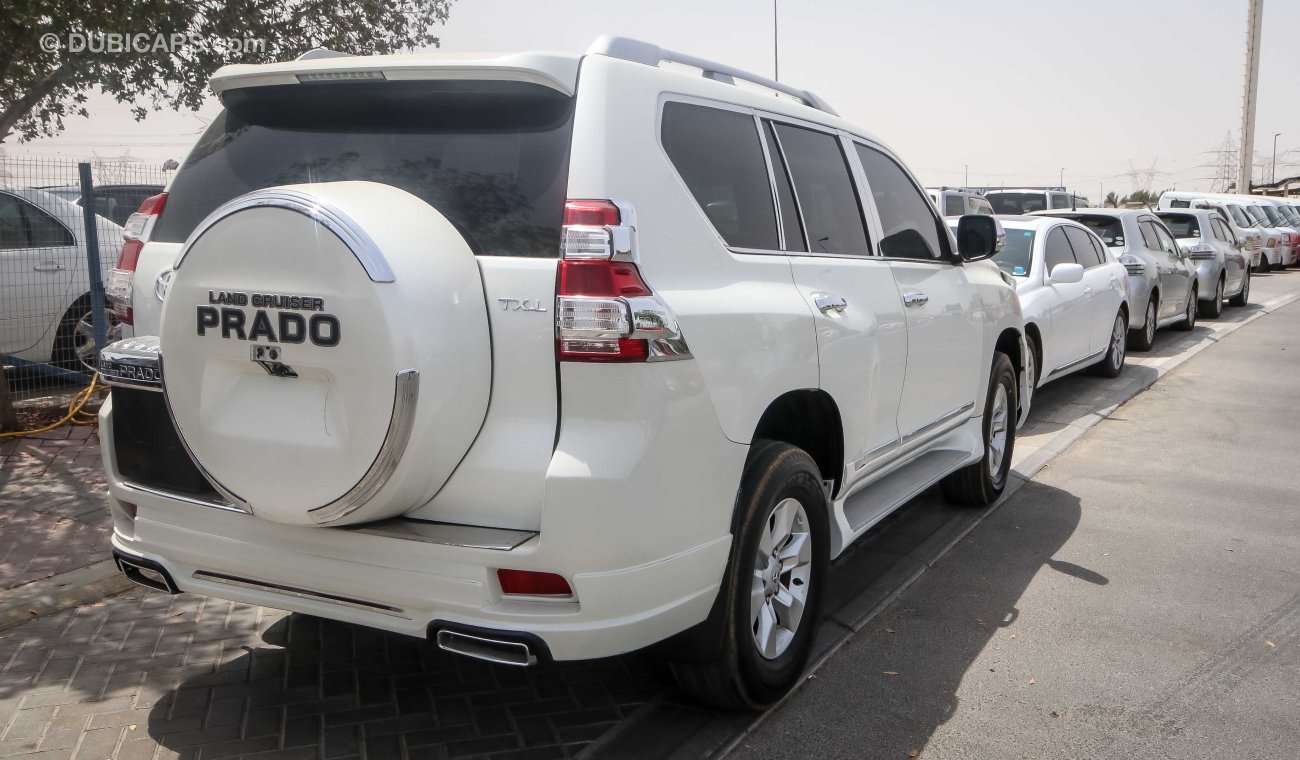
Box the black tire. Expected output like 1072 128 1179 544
1198 277 1224 319
1128 295 1157 352
941 352 1016 507
1175 284 1198 331
1090 309 1128 378
51 297 119 373
1229 269 1250 307
671 440 829 710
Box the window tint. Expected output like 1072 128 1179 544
19 199 74 247
1159 214 1200 239
1064 226 1103 267
154 80 575 257
1044 226 1077 273
854 143 946 260
987 192 1046 214
1209 219 1228 243
943 194 965 216
1050 193 1070 209
0 195 27 248
762 121 806 252
1138 221 1161 250
1170 199 1190 208
1152 224 1179 255
1089 234 1109 264
663 103 778 250
773 124 870 255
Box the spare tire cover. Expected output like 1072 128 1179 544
160 181 490 526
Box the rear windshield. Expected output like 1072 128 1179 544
153 80 575 257
1064 215 1125 247
987 192 1047 214
1158 214 1200 239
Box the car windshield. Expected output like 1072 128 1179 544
152 80 576 258
1259 205 1285 225
987 192 1047 214
1227 204 1253 228
1245 206 1271 227
991 228 1035 276
1158 214 1200 239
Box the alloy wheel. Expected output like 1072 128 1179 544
750 497 813 660
1145 301 1156 345
986 383 1010 480
1111 314 1126 371
72 310 122 373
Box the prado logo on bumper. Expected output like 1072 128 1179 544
197 290 341 347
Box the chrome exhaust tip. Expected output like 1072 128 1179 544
436 629 537 667
113 550 180 594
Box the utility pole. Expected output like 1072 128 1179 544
773 0 779 81
964 164 968 187
1059 168 1064 188
1272 132 1281 184
1237 0 1264 194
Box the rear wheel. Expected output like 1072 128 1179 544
1198 277 1224 319
1128 296 1157 351
1229 269 1250 307
941 352 1016 506
1091 310 1127 378
51 297 121 373
671 440 828 710
1175 285 1198 331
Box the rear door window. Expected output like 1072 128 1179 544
772 124 870 256
19 199 74 247
854 143 946 260
153 81 576 258
1064 226 1103 267
943 194 965 216
1138 221 1162 250
1045 226 1077 273
761 121 807 252
662 102 779 250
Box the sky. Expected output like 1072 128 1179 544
9 0 1300 198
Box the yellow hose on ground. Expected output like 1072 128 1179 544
0 373 102 439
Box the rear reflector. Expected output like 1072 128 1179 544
497 569 573 597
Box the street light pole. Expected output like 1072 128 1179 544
1273 132 1281 184
1059 168 1065 188
964 164 968 187
773 0 779 81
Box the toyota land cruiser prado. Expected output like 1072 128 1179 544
99 37 1030 708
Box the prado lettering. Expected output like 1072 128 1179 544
196 306 341 347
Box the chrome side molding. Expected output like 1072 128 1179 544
308 369 421 524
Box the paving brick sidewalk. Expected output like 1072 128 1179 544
0 425 112 592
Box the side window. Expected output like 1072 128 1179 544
853 143 946 260
1064 226 1103 267
943 194 965 216
970 198 994 215
661 102 779 250
1210 219 1228 243
0 194 27 248
761 121 807 252
1089 234 1110 264
1138 221 1161 251
1051 193 1070 209
772 123 870 255
21 201 74 247
1044 226 1077 273
1171 199 1190 208
1152 224 1179 255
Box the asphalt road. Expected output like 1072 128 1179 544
732 279 1300 758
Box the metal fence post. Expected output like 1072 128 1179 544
77 162 108 367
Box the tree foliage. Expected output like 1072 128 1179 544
0 0 455 142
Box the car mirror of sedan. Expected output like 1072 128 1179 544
1048 262 1084 284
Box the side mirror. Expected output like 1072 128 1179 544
956 215 1004 262
1049 262 1085 284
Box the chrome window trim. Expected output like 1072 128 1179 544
308 369 421 524
173 188 396 283
752 113 786 251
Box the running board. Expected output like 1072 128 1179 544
842 449 973 535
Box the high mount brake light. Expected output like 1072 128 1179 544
106 193 168 325
554 200 689 363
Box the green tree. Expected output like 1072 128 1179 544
1104 191 1119 207
0 1 456 142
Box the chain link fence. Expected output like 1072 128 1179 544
0 155 170 432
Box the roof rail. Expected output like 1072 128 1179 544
587 36 837 116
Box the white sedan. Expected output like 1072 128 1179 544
955 216 1130 388
1 185 124 373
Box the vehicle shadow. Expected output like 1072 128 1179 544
732 479 1085 759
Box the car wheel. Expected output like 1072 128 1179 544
1198 277 1224 319
1091 310 1127 378
1024 332 1040 391
941 352 1016 507
1175 285 1198 331
671 440 828 710
1128 296 1157 351
1229 270 1250 307
51 298 121 373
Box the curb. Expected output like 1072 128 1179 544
0 559 134 632
587 289 1300 760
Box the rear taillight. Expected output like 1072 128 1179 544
555 200 690 363
106 192 167 324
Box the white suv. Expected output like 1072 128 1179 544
99 37 1029 708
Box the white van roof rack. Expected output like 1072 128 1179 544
588 36 837 116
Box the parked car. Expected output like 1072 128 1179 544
952 216 1129 387
96 37 1031 709
927 187 994 217
36 184 167 227
1247 199 1298 268
1034 209 1198 350
0 185 124 372
1158 192 1266 271
1156 209 1251 315
986 188 1089 215
1257 197 1300 267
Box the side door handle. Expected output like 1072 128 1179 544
33 263 65 272
814 293 848 315
902 290 929 307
